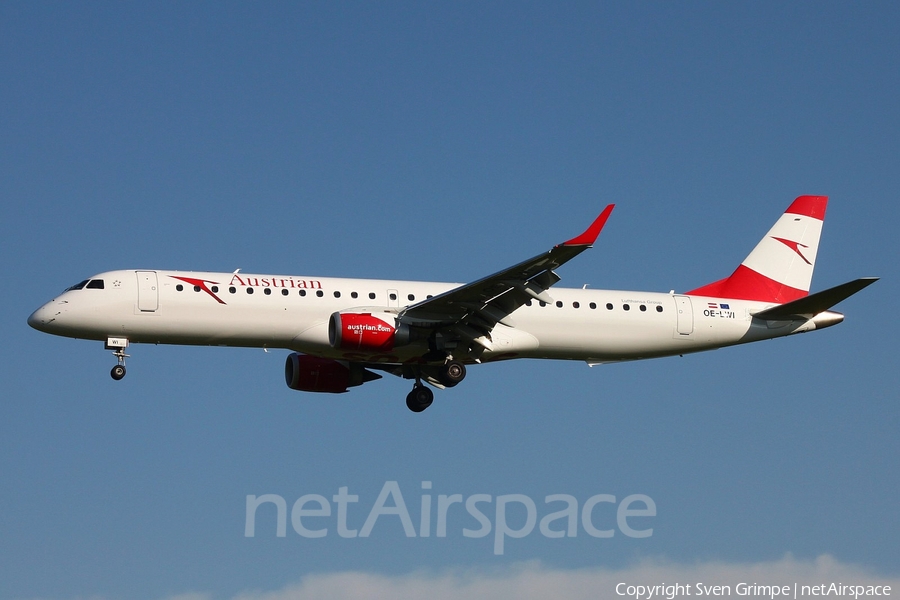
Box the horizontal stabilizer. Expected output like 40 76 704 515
752 277 878 320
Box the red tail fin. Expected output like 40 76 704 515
687 196 828 303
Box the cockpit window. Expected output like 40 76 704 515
86 279 105 289
65 280 89 291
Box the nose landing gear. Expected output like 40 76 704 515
106 337 129 381
111 363 126 380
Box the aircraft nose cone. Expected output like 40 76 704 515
28 303 56 332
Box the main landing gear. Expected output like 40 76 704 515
406 383 433 413
405 359 467 412
438 360 466 388
106 337 129 381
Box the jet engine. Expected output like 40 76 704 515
328 311 411 352
284 353 381 393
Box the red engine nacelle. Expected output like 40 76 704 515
284 353 351 393
328 312 410 353
284 353 382 393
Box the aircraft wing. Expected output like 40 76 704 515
398 205 614 352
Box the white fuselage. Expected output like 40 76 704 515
28 269 835 366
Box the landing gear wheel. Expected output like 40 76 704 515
438 360 466 387
107 338 130 381
406 384 434 412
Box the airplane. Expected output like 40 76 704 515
28 195 877 412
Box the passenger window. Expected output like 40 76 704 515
573 302 580 308
390 293 397 301
194 286 201 292
623 304 630 311
264 288 272 295
247 288 254 294
351 292 358 299
334 291 341 298
606 303 613 310
316 290 324 297
369 292 376 300
639 304 647 312
211 286 218 293
589 302 596 309
282 289 289 296
229 287 236 294
176 284 184 292
556 301 563 308
299 290 307 297
656 305 663 312
408 294 415 301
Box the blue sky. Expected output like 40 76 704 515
1 3 898 599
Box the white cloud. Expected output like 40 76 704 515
191 555 898 600
14 557 895 600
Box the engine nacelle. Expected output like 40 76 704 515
328 311 410 352
284 353 381 393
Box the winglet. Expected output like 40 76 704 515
561 204 615 247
